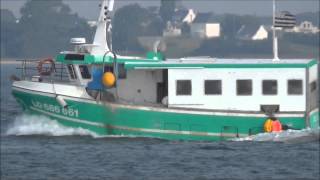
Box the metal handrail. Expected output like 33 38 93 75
16 59 68 81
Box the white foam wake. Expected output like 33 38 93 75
234 128 320 142
6 114 100 137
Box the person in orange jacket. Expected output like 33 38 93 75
271 117 282 132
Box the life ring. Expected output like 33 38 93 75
264 119 273 133
37 58 55 76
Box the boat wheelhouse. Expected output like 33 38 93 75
11 0 319 141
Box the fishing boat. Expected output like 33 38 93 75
11 0 319 141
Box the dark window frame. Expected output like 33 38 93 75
204 80 222 95
310 81 317 92
236 79 252 96
79 65 91 79
67 64 77 79
118 63 127 79
176 80 192 96
288 79 303 95
262 80 278 95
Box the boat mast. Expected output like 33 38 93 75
91 0 114 55
272 0 279 61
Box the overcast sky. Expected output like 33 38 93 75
1 0 319 20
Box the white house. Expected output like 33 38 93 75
288 21 320 34
252 25 268 40
163 21 182 37
190 13 220 39
236 25 268 41
182 9 196 24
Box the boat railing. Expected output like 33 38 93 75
15 59 69 82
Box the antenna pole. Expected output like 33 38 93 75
273 0 279 61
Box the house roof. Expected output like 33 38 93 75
193 13 212 23
236 24 262 39
193 12 219 23
173 9 189 22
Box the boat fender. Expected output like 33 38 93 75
87 68 104 90
102 72 116 87
264 119 273 133
37 58 55 76
56 95 68 108
271 120 282 132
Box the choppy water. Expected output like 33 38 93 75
1 63 319 180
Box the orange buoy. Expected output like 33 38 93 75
264 119 273 133
272 119 282 132
102 72 116 87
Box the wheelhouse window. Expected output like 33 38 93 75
288 79 303 95
104 65 114 72
310 81 317 92
237 80 252 95
176 80 191 95
205 80 222 95
263 80 277 95
67 65 77 79
118 64 127 79
79 65 91 79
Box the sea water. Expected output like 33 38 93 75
1 63 319 180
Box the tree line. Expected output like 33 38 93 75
1 0 319 59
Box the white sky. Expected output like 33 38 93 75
1 0 319 20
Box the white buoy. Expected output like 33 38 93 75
56 95 68 108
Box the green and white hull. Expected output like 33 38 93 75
12 81 319 141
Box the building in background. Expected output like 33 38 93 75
287 21 320 34
236 25 268 40
190 13 220 39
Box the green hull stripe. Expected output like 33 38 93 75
13 88 314 140
30 106 246 138
30 106 105 127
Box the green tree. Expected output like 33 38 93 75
160 0 176 24
113 4 162 52
18 0 94 58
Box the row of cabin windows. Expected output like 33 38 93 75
176 79 309 96
67 64 127 80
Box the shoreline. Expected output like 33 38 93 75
0 60 21 65
0 58 39 65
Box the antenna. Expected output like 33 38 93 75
272 0 279 61
91 0 115 55
106 0 114 51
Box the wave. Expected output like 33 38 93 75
5 114 100 137
233 128 320 143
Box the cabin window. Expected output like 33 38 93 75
176 80 191 95
310 81 317 92
104 65 114 72
118 64 127 79
288 80 303 95
205 80 222 95
67 65 77 79
263 80 277 95
79 65 91 79
65 54 85 61
237 80 252 95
